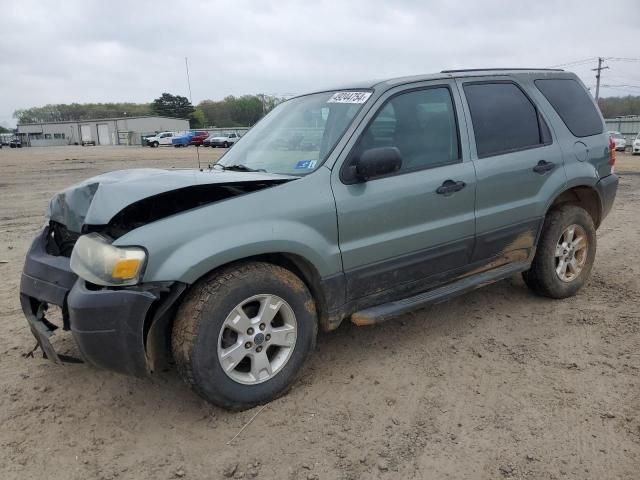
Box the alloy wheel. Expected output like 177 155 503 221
555 224 588 282
217 294 297 385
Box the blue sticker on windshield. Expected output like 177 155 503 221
295 160 317 170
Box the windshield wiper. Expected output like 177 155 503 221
213 164 266 172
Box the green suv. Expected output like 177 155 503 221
20 69 618 409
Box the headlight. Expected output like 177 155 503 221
70 233 146 286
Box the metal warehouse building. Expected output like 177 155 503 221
17 116 190 147
605 115 640 145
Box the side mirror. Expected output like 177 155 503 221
352 147 402 182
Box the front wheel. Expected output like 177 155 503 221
523 205 596 298
172 262 317 410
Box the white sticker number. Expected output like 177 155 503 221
327 91 372 104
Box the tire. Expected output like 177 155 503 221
172 262 318 410
223 142 229 148
523 205 596 299
152 141 159 148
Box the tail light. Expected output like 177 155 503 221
609 136 616 173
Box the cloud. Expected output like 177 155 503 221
1 0 639 126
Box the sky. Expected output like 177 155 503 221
1 0 639 127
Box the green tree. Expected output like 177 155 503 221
0 126 11 133
190 108 206 128
151 93 194 119
196 94 284 127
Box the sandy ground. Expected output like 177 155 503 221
1 145 639 480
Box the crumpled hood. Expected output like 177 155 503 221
48 168 294 233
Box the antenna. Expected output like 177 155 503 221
185 56 202 170
185 57 193 104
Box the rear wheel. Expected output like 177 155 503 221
523 205 596 298
172 262 317 410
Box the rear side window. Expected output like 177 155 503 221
535 79 603 137
464 82 549 158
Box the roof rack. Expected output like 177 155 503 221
441 68 564 73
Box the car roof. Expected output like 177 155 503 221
312 68 572 93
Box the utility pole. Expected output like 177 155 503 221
592 57 609 101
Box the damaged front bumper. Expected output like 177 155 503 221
19 227 186 376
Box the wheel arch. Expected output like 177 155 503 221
145 251 339 373
185 252 337 332
545 184 603 229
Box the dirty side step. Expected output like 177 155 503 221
351 261 530 326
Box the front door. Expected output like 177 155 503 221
331 82 477 303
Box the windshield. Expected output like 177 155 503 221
217 90 371 175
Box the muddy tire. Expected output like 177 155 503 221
523 205 596 299
172 262 317 410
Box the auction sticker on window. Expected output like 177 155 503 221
295 160 317 170
327 91 372 104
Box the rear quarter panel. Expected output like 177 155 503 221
520 73 608 211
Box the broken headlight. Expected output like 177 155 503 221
70 233 146 287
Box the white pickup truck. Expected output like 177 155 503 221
145 131 176 147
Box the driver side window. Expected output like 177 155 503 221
355 87 461 174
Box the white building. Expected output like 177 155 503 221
17 116 190 146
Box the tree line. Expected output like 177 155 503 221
598 96 640 118
13 93 285 129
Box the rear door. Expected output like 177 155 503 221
457 77 566 265
331 81 477 303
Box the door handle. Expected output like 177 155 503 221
533 160 555 174
436 180 466 195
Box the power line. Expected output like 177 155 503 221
606 57 640 63
548 57 597 68
601 84 640 90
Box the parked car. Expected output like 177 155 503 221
608 131 626 151
171 131 194 148
145 131 176 147
9 138 22 148
633 132 640 155
189 131 209 146
207 132 240 148
19 69 618 410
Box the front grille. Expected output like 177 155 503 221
45 221 80 257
